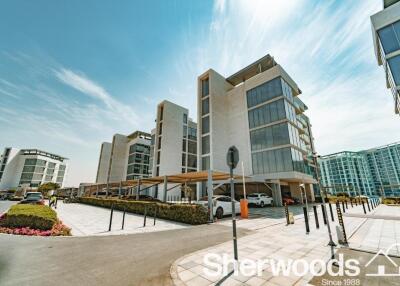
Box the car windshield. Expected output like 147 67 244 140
248 194 259 198
26 193 41 199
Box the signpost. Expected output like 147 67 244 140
227 146 239 261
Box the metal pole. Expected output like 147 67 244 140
163 176 167 202
230 165 238 261
108 204 114 231
285 203 290 225
321 204 327 225
312 153 335 249
303 206 310 234
143 205 147 227
121 207 126 230
136 179 141 200
313 205 319 229
362 201 366 214
329 203 334 222
341 201 346 213
367 199 371 212
153 205 157 226
241 161 247 199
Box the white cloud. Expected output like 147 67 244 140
54 68 139 124
170 0 398 155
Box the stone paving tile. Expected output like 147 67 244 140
185 276 213 286
245 276 267 286
179 270 197 282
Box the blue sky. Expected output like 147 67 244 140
0 0 398 186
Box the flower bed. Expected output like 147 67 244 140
0 205 71 236
78 197 208 225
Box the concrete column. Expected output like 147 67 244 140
289 183 302 201
207 169 213 222
271 181 283 207
305 184 315 202
163 176 167 202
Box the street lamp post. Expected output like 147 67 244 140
312 152 336 258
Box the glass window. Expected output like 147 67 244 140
159 122 163 135
158 137 162 149
246 77 283 108
187 154 197 168
202 78 209 97
182 154 186 166
182 139 187 152
183 125 187 138
183 113 188 124
188 141 197 154
24 159 37 166
159 105 163 121
202 97 209 115
202 135 210 154
202 116 210 134
388 55 400 85
378 24 400 54
202 156 210 170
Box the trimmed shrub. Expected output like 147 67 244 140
77 197 208 225
1 205 57 230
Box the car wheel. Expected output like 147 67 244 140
216 207 224 219
260 201 265 208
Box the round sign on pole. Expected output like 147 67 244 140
227 146 239 169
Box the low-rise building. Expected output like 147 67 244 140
0 148 68 190
197 54 317 205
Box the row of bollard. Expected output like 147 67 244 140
108 204 158 232
294 197 381 238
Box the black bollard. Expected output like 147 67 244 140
313 205 319 229
345 200 348 209
153 205 157 226
143 205 147 227
367 199 371 212
350 200 353 208
341 201 346 213
355 199 358 206
303 207 310 234
321 204 327 225
329 203 334 222
121 207 126 230
108 204 114 232
371 199 374 210
362 201 366 214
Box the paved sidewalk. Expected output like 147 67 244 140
55 201 188 236
171 203 378 286
348 205 400 256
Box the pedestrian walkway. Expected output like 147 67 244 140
55 201 188 236
348 205 400 256
171 203 386 286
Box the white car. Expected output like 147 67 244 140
247 193 273 207
197 195 241 219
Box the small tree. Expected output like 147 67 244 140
38 182 60 196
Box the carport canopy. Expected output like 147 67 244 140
83 170 246 194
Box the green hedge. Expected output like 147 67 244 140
1 205 57 230
78 197 208 225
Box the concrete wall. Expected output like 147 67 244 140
96 142 112 184
108 134 129 183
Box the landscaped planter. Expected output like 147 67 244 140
77 197 208 225
0 205 71 236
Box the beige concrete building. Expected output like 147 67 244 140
151 100 197 200
371 0 400 115
197 54 317 205
95 131 151 184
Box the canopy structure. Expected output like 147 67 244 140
81 170 246 197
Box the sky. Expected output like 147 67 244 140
0 0 398 187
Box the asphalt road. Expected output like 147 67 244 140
0 223 252 286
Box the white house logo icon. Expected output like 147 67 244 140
365 243 400 277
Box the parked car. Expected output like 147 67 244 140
19 192 45 205
197 195 241 219
247 193 273 207
282 197 295 205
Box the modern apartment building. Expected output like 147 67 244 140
319 152 375 197
95 131 151 184
364 142 400 196
197 54 317 206
0 148 68 190
319 142 400 197
371 0 400 115
151 100 198 200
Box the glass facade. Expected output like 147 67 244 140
247 77 308 176
202 135 210 155
19 158 65 187
126 143 151 179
